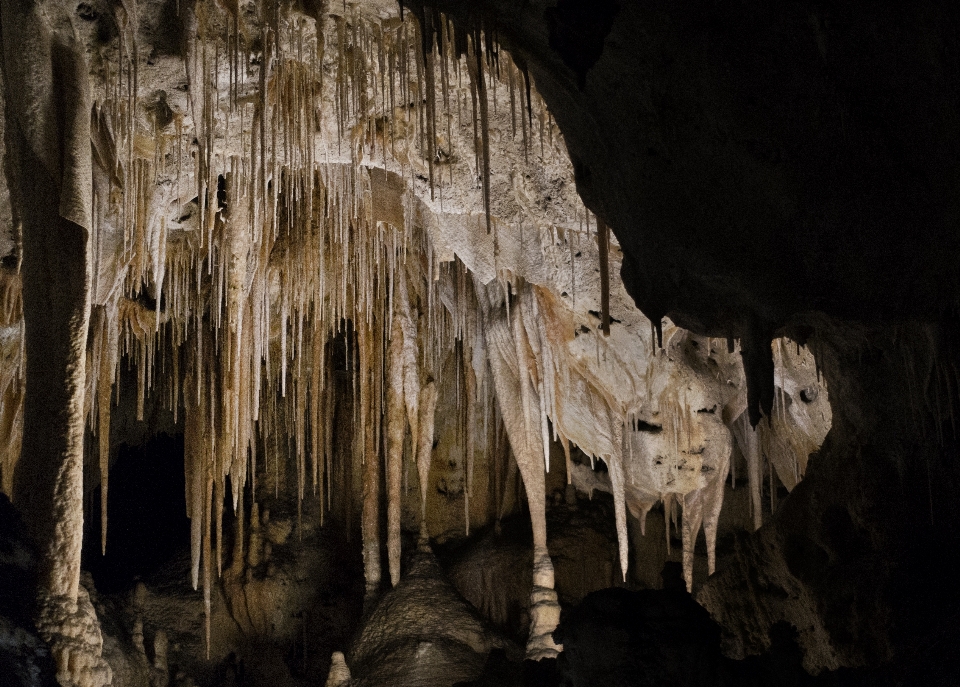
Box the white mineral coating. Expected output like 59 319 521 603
0 0 833 673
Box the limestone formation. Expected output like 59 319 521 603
345 550 512 687
325 651 351 687
34 586 113 687
12 0 950 684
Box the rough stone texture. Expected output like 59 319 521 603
221 501 365 684
1 0 952 681
410 0 960 673
421 0 960 329
347 549 515 687
34 585 112 687
445 493 622 643
700 321 960 671
554 587 727 687
0 493 57 687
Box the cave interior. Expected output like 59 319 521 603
1 1 959 686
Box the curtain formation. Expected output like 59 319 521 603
0 1 832 663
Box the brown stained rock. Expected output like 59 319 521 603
3 0 955 679
348 550 512 687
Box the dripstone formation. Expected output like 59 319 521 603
0 1 957 686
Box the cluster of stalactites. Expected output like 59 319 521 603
80 156 490 652
0 1 835 661
325 3 552 229
64 0 559 652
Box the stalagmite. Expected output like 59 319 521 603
528 549 563 660
326 651 352 687
0 4 838 680
153 629 170 685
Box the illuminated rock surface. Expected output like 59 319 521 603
0 1 957 685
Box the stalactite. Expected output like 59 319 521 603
681 486 703 593
359 320 381 595
481 288 561 659
608 421 628 581
325 349 336 512
664 494 674 555
203 472 213 659
214 475 224 578
561 434 573 485
704 451 732 575
464 339 477 536
416 378 438 527
737 413 764 531
421 11 437 199
0 7 836 671
597 217 611 336
386 315 406 586
466 35 492 235
397 276 421 448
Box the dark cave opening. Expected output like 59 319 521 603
83 433 191 594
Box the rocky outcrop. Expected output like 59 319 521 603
1 0 953 681
407 0 960 672
700 321 960 671
344 549 517 687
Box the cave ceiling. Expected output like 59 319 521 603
8 0 958 685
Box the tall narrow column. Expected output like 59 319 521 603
1 2 109 684
359 321 381 598
484 296 562 661
12 132 90 607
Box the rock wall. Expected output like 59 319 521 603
4 0 948 683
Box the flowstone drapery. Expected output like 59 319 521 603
0 1 832 680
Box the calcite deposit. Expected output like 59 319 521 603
8 0 953 685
